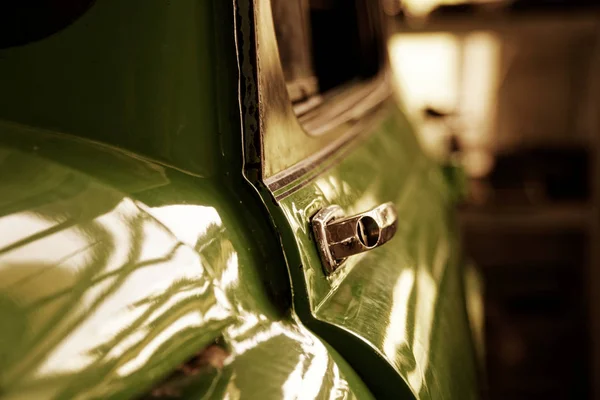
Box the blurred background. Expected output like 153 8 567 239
386 1 600 398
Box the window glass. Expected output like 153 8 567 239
272 0 383 104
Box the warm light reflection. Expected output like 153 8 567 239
117 312 204 376
347 192 378 222
315 175 343 202
406 234 444 392
0 211 57 252
280 323 337 400
407 269 438 392
383 268 415 360
328 361 348 400
23 199 229 380
0 211 88 268
145 204 222 248
297 335 329 399
227 321 349 399
229 322 288 357
282 357 306 400
92 198 137 277
465 263 485 363
381 233 443 394
226 313 262 339
223 387 241 400
221 253 240 290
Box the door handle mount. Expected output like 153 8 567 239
311 202 398 275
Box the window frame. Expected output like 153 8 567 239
242 0 393 198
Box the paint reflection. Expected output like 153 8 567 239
0 193 234 398
383 269 415 359
407 268 438 393
277 105 480 397
117 312 204 376
0 146 374 399
145 204 222 249
227 321 356 400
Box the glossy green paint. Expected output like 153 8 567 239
272 101 480 399
0 0 239 177
0 0 481 398
234 0 482 395
0 126 374 399
0 0 376 397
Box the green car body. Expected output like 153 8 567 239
0 1 482 399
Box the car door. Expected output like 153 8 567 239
236 0 482 398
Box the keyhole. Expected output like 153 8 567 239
357 216 380 248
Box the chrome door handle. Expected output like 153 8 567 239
311 202 398 274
